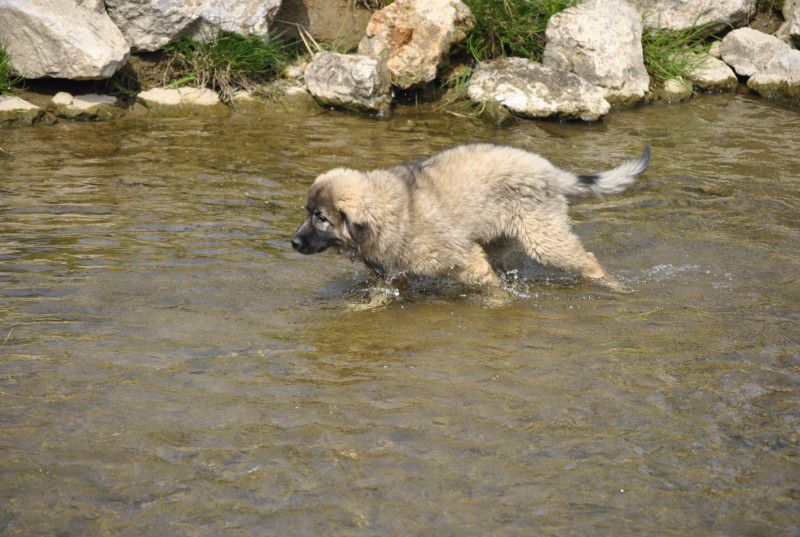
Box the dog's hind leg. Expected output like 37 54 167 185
514 215 624 290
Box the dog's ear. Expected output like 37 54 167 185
341 211 369 244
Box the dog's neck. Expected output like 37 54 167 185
356 169 413 272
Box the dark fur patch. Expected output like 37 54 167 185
578 174 599 185
390 161 424 189
346 219 369 244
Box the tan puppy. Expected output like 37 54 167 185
292 143 650 297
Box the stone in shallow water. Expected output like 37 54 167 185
747 49 800 101
0 0 129 80
467 57 611 122
720 28 790 77
0 95 43 126
304 52 392 116
49 92 123 120
659 77 694 102
686 55 738 91
137 87 222 108
543 0 649 105
357 0 473 89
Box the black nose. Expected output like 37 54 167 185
291 236 303 250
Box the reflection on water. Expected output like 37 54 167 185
1 95 799 536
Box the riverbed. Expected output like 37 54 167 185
1 94 799 535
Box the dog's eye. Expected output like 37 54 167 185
313 211 329 224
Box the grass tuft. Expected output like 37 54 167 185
463 0 577 62
162 30 291 101
641 23 715 85
0 41 24 95
434 66 484 117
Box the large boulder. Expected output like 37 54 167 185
467 57 611 122
632 0 756 31
305 52 392 116
0 95 43 126
0 0 129 79
747 48 800 101
103 0 282 52
357 0 473 89
720 28 791 77
543 0 649 105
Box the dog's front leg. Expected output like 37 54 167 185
456 246 512 307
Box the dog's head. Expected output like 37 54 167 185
291 168 373 255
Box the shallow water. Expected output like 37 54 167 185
1 94 799 536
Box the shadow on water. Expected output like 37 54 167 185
0 93 799 535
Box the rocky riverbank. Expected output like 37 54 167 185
1 0 799 129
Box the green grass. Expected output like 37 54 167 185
434 66 483 117
163 30 291 101
0 41 24 95
641 23 714 85
463 0 577 61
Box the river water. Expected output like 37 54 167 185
1 94 799 536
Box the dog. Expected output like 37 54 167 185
292 143 650 300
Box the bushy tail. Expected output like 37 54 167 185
558 146 651 197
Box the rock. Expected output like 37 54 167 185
747 48 800 101
179 87 221 106
543 0 649 105
659 77 693 101
466 57 611 122
0 0 130 79
305 52 392 116
686 54 738 91
137 87 222 107
632 0 756 31
0 95 43 126
775 0 800 46
103 0 282 52
358 0 473 89
273 0 374 53
138 88 182 106
709 41 722 58
720 28 790 77
49 92 124 120
190 0 284 42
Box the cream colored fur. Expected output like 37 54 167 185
305 143 650 291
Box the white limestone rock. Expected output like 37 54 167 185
0 0 130 79
305 52 392 116
49 92 123 120
137 87 222 107
632 0 756 31
0 95 43 126
467 57 612 122
543 0 649 105
686 54 738 91
720 28 790 77
103 0 283 52
747 48 800 101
